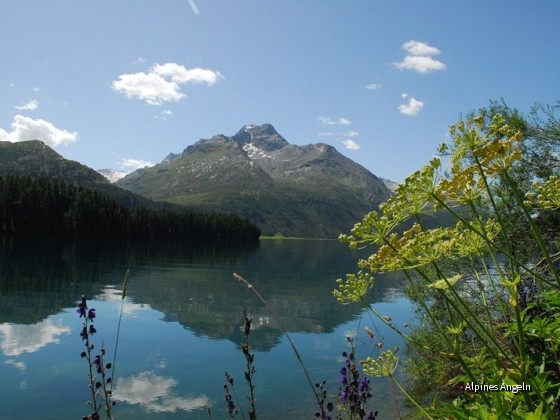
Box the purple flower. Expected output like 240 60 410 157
80 326 88 341
224 394 237 415
77 305 86 318
87 309 96 321
340 367 348 385
89 325 96 335
359 377 369 392
93 355 101 371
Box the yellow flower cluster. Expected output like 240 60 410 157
333 271 373 304
359 350 398 377
526 176 560 210
334 114 520 303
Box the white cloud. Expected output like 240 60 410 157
14 99 38 111
112 63 223 106
112 71 185 105
152 63 222 85
121 158 154 170
114 371 210 413
366 83 383 90
317 117 351 126
0 115 77 147
394 55 446 73
0 319 71 357
393 40 446 74
398 94 424 116
187 0 200 15
341 130 359 137
154 109 173 121
342 139 361 150
32 87 40 93
402 40 441 56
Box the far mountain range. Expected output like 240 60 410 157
0 124 397 238
114 124 393 237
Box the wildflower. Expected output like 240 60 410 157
224 372 238 418
225 394 237 416
93 355 102 372
87 308 96 321
338 351 375 417
340 367 348 385
360 350 398 377
80 326 88 341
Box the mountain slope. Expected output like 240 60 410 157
0 140 167 210
117 124 391 237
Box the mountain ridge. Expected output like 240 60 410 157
117 124 392 238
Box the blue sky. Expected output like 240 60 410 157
1 1 559 182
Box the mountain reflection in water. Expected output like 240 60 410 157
0 236 404 351
0 236 410 419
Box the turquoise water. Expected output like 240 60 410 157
0 237 413 419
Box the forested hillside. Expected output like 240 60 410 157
0 176 261 242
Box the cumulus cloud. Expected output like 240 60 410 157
393 40 446 74
152 63 222 85
402 40 441 56
342 139 361 150
398 94 424 116
121 158 154 170
14 99 38 110
0 115 77 147
366 83 383 90
112 63 223 105
317 117 351 126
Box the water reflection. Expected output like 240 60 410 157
0 236 403 352
0 318 70 356
114 371 210 414
0 236 409 418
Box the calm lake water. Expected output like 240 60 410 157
0 237 413 419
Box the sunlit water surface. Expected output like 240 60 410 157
0 237 413 419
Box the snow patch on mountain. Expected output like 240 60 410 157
242 142 272 159
98 168 129 183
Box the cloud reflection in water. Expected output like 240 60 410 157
114 371 210 413
0 319 70 356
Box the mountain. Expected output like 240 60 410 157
98 168 129 183
0 140 165 210
381 178 399 193
117 124 392 238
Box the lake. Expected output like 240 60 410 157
0 236 413 419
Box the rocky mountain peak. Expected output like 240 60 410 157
233 124 288 152
116 124 392 237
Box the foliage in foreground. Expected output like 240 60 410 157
335 105 560 418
